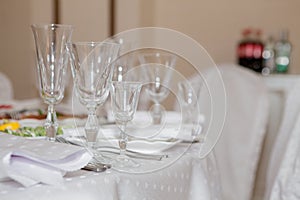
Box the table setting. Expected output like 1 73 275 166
0 24 223 199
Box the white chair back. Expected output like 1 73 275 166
266 80 300 200
212 64 269 200
0 72 13 100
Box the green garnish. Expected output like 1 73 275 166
3 126 63 137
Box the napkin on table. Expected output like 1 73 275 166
0 133 92 187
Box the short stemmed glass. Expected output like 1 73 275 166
68 42 120 151
138 52 176 124
109 81 142 168
31 24 73 141
177 79 202 124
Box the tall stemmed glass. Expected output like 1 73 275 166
31 24 73 141
138 52 177 124
68 42 120 150
109 81 142 168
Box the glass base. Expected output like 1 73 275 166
45 136 56 142
87 143 113 164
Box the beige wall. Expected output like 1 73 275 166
60 0 109 41
0 0 53 99
0 0 110 100
117 0 300 73
1 0 300 99
151 0 300 74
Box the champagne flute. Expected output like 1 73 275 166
31 24 73 141
68 42 120 151
109 81 142 168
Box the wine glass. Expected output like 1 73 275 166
138 51 177 124
177 78 202 124
68 42 120 151
102 37 137 120
31 24 73 141
109 81 142 168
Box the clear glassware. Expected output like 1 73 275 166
109 81 142 168
138 52 177 124
31 24 73 141
101 37 137 120
177 78 202 124
68 42 120 150
177 78 204 139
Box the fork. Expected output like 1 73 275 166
7 109 27 120
82 159 111 172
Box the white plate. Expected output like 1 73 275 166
63 125 182 154
63 122 202 154
128 139 181 154
96 138 181 154
1 118 83 139
18 118 44 127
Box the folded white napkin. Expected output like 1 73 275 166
0 133 92 187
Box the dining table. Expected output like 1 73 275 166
0 99 221 200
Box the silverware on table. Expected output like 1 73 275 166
82 161 111 172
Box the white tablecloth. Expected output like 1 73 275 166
0 141 220 200
0 100 221 199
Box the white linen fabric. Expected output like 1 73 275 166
212 64 269 200
0 72 13 100
0 142 221 200
0 133 92 187
266 80 300 200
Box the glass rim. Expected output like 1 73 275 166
31 24 74 29
111 80 143 85
70 41 121 47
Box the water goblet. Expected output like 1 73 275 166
109 81 142 168
138 51 177 124
31 24 73 141
68 42 120 151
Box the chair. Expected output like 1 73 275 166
0 72 13 100
265 80 300 200
211 64 269 200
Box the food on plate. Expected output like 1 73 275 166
0 120 63 137
0 120 20 131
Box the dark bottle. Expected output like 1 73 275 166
237 28 264 73
237 28 252 69
275 30 292 73
252 29 264 73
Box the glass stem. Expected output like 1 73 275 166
85 106 99 148
44 104 58 141
119 122 128 157
152 103 162 124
